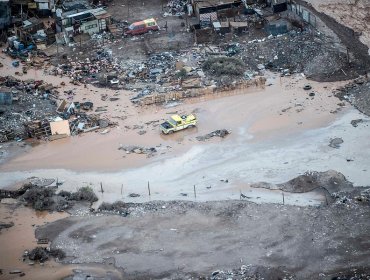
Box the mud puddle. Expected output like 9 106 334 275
0 203 124 279
0 203 68 279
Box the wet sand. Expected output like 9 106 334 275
2 53 370 206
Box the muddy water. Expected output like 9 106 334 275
0 204 69 279
0 203 124 279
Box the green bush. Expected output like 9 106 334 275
202 56 245 77
23 187 55 211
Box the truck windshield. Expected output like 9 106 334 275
128 24 135 30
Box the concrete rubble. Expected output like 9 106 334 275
334 76 370 116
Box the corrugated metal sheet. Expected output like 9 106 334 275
0 92 12 105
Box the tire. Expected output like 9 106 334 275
168 130 174 134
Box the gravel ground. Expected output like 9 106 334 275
36 176 370 280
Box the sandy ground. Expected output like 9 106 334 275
306 0 370 53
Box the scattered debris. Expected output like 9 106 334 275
0 221 14 231
196 129 230 141
334 77 370 116
303 84 312 90
118 145 157 156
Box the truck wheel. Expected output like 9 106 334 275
188 125 195 128
168 130 174 134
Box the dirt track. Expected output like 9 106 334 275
36 198 370 280
298 0 370 78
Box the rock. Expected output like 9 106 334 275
350 119 363 127
1 198 18 204
99 119 109 128
329 138 344 149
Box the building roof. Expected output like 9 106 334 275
195 0 241 8
63 7 109 20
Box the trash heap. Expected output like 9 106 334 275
334 76 370 116
242 30 351 79
50 49 121 86
164 0 187 16
0 76 59 142
0 76 115 143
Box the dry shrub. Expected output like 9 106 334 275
203 56 245 77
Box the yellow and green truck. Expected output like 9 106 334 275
160 114 197 134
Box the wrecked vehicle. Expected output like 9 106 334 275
160 114 197 134
124 18 159 36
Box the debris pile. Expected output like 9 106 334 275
196 129 230 141
0 76 58 142
251 170 353 194
334 76 370 116
241 30 360 81
118 145 157 156
24 247 65 263
164 0 187 16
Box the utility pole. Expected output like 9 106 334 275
127 0 130 19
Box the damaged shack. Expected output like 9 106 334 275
57 8 111 35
